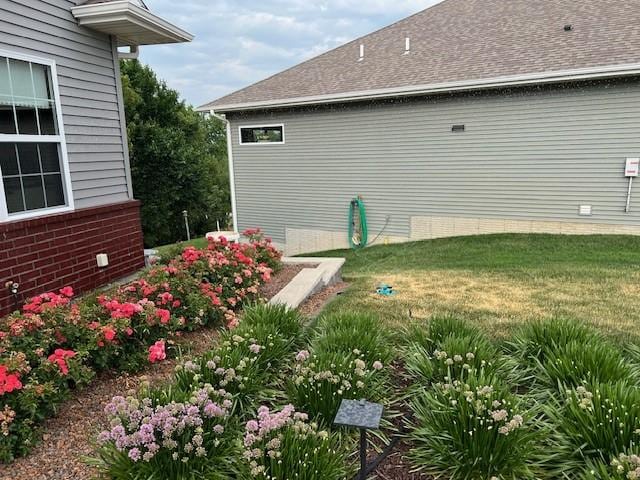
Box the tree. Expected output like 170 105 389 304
120 60 230 247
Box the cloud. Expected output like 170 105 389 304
139 0 443 107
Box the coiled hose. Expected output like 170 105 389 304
349 197 368 249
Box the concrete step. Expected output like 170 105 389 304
317 258 345 285
269 267 325 309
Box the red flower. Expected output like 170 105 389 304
0 365 22 395
148 341 166 363
48 349 76 376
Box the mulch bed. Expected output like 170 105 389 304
1 264 317 480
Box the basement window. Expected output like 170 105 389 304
239 124 285 144
0 51 73 220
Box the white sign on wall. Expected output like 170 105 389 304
625 158 639 177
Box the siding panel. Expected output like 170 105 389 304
229 80 640 244
0 0 130 209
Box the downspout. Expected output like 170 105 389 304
210 110 239 233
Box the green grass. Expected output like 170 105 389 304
155 237 208 258
305 234 640 341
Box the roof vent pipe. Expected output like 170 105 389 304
358 44 364 61
404 37 410 55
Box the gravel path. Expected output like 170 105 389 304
1 264 309 480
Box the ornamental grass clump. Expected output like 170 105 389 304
286 349 387 425
545 382 640 475
312 311 393 364
93 385 237 480
405 333 500 384
241 404 350 480
534 339 637 390
408 372 544 479
405 315 484 355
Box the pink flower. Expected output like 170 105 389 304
59 286 74 298
103 326 117 342
249 344 261 354
295 350 310 362
373 361 383 370
148 341 166 363
156 309 171 325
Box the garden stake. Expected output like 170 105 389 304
333 399 384 480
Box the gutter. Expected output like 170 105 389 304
209 112 239 234
199 62 640 113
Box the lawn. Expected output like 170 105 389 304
311 234 640 341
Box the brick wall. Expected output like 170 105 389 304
0 200 145 317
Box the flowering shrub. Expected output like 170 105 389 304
409 372 543 479
0 232 281 463
286 349 387 425
241 404 349 479
546 382 640 475
93 385 237 479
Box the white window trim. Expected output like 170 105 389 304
0 49 74 222
238 123 285 145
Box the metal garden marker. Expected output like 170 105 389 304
333 399 384 480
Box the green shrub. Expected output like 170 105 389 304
312 311 393 364
286 349 387 425
240 404 351 479
408 372 544 479
534 339 636 389
546 382 640 475
405 333 500 384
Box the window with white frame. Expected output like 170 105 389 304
0 53 70 219
239 124 284 144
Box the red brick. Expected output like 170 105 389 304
0 200 144 316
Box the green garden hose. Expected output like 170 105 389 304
349 197 368 249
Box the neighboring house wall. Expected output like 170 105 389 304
0 0 144 315
0 0 132 207
227 79 640 255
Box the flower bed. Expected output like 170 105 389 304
91 305 392 479
0 230 281 463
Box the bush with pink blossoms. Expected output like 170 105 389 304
0 232 282 462
92 385 237 480
241 404 350 480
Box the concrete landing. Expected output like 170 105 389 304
270 257 346 309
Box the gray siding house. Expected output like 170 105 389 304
0 0 191 315
200 0 640 255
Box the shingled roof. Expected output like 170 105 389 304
200 0 640 112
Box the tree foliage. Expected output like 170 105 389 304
120 60 229 247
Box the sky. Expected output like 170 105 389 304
138 0 443 108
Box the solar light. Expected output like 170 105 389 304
334 399 384 480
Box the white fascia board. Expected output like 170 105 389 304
201 62 640 113
72 0 193 45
